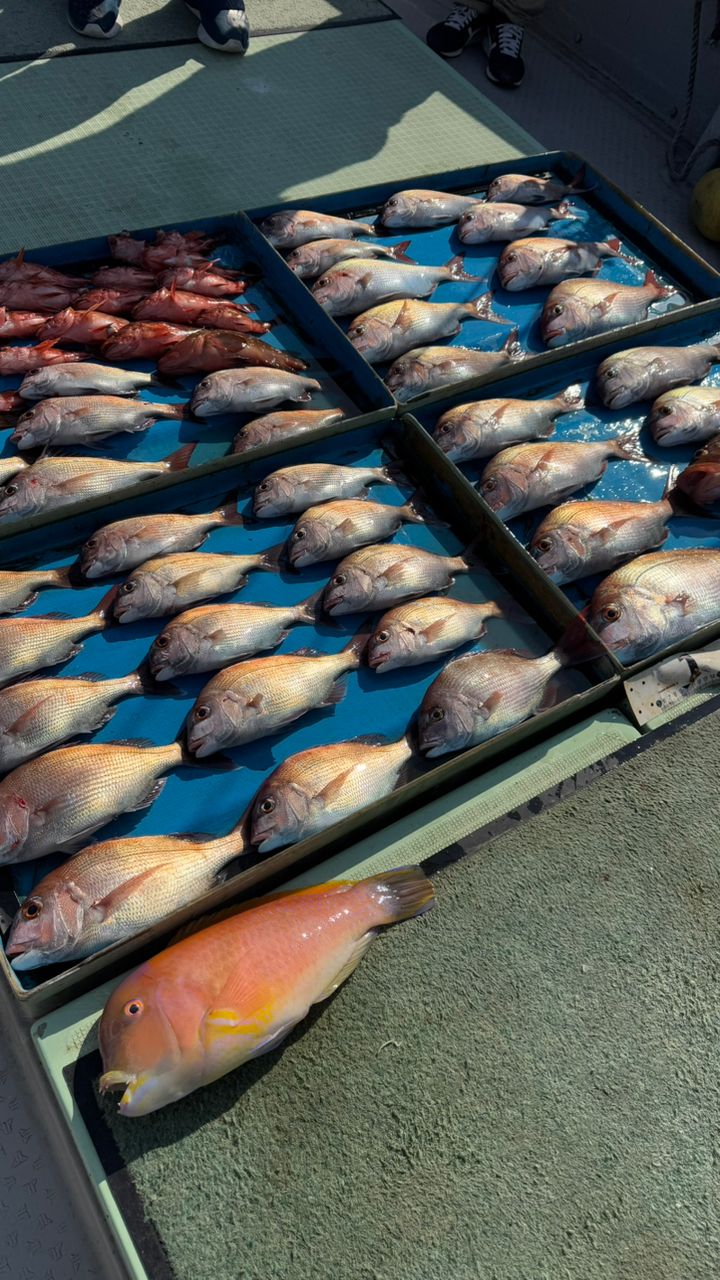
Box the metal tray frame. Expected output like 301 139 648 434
0 412 618 1019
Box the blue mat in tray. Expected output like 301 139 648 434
1 419 581 992
410 309 720 665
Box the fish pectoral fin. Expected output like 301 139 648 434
667 591 693 614
382 562 410 584
334 517 361 537
54 476 99 495
7 694 60 736
592 518 641 545
316 766 359 806
202 1007 298 1060
127 776 167 812
56 818 110 851
358 272 376 289
90 865 172 922
477 690 504 720
314 930 378 1002
593 291 621 316
422 618 452 643
394 300 416 334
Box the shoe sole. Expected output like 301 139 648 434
68 18 122 38
197 27 249 53
428 28 485 59
485 65 524 87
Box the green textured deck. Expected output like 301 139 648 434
0 23 538 253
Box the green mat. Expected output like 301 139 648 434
0 23 538 253
1 0 391 61
56 702 718 1280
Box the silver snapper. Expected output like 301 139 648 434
191 369 322 417
185 633 368 756
259 210 376 249
498 237 622 290
418 648 563 756
311 257 482 317
596 343 720 409
249 733 414 851
367 596 506 671
647 386 720 446
114 549 280 624
288 497 425 567
80 500 244 578
386 332 524 403
486 170 591 204
587 548 720 661
323 542 474 614
478 437 639 520
433 386 583 461
530 497 675 584
0 566 71 616
11 396 186 448
253 462 394 517
232 408 344 454
286 238 413 279
148 594 320 680
541 272 675 348
0 446 195 522
348 295 509 364
379 189 482 227
19 363 162 398
457 203 573 244
0 669 154 772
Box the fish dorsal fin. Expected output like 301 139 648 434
314 930 377 1002
75 671 106 681
103 736 157 749
169 830 213 842
34 611 72 621
293 646 322 658
351 732 389 746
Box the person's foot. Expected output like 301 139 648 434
185 1 250 53
67 0 122 38
426 4 488 59
484 20 525 86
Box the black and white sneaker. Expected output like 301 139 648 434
426 5 488 59
185 1 250 53
67 0 122 38
484 20 525 87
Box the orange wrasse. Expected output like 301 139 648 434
99 866 434 1115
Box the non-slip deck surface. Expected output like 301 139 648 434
2 0 391 61
0 23 537 253
82 705 720 1280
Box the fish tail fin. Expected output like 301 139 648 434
379 456 412 489
177 738 237 771
342 623 374 664
464 292 511 325
51 565 74 589
643 268 675 300
364 865 435 925
553 610 606 667
296 588 325 623
663 465 700 517
459 534 484 570
557 383 585 412
489 595 535 626
90 584 120 627
214 493 245 527
150 372 184 390
162 401 189 420
612 431 646 462
388 240 415 264
164 442 197 471
401 489 445 526
259 540 285 572
552 201 583 220
444 254 484 283
131 659 183 698
500 327 523 358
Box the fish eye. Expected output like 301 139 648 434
437 422 451 434
121 581 136 594
332 573 347 586
21 897 42 920
3 485 17 497
536 537 552 552
482 477 497 492
505 252 517 262
552 304 564 316
354 325 365 336
194 705 211 720
259 797 275 814
155 635 169 649
657 405 672 417
375 630 390 642
386 198 398 208
85 537 98 549
428 706 445 722
602 604 622 623
123 999 144 1018
604 367 617 380
258 480 271 491
292 529 306 541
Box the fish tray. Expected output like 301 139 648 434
406 304 720 678
245 152 720 406
0 412 618 1018
0 213 394 536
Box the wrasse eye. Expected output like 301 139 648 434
194 705 211 721
259 797 275 814
123 999 144 1019
428 706 444 722
602 604 622 623
21 897 42 920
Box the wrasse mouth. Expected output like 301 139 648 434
99 1069 136 1096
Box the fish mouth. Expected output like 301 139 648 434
367 649 391 670
419 737 448 758
99 1069 137 1108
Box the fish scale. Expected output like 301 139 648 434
80 503 242 579
12 395 185 449
348 296 505 365
0 671 144 771
368 596 505 671
312 257 481 317
253 461 393 517
541 274 674 347
0 593 114 687
0 567 69 616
